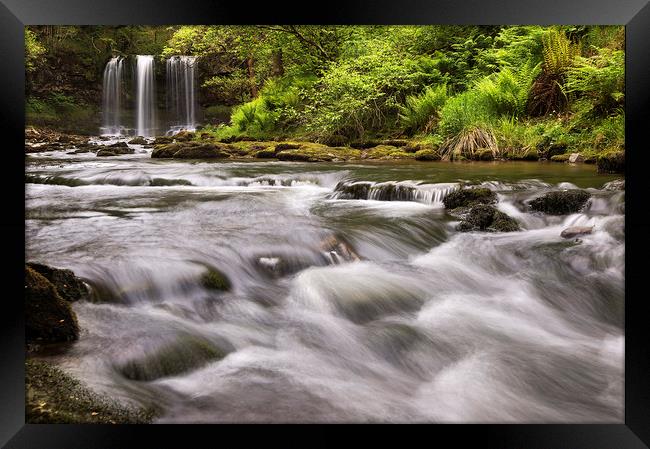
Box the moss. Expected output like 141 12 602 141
364 145 414 160
443 187 496 209
201 268 231 291
274 142 302 151
550 154 571 162
153 136 173 145
26 262 88 302
597 150 625 174
457 204 519 232
128 137 147 145
173 131 195 142
25 267 79 343
117 334 230 382
520 148 540 161
152 143 230 159
277 143 360 162
529 190 591 215
26 359 153 423
254 149 278 158
414 149 441 161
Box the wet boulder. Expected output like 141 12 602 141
254 149 277 159
151 144 179 158
200 268 231 291
26 262 88 302
332 181 373 200
96 147 135 157
603 179 625 191
172 143 230 159
456 204 520 232
128 137 147 145
320 234 361 263
442 187 496 209
153 136 173 145
25 266 79 343
117 334 232 381
173 131 195 142
560 226 594 239
529 190 591 215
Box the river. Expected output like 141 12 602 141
25 138 625 423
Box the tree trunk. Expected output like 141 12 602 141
271 48 284 77
247 55 258 98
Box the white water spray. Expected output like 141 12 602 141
101 57 125 136
166 56 198 134
135 55 156 137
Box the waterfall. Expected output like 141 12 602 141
166 56 198 134
135 55 156 137
101 57 125 136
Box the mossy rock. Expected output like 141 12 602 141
365 145 414 160
443 187 496 209
474 149 494 161
402 143 421 153
414 149 441 161
546 144 568 158
173 143 230 159
173 131 195 142
128 137 147 145
26 262 88 302
153 136 174 145
457 204 519 232
151 144 179 158
597 150 625 174
276 143 347 162
254 149 277 159
201 268 231 291
26 359 154 423
529 190 591 215
521 148 540 161
550 154 571 162
274 142 301 151
117 334 231 382
25 267 79 343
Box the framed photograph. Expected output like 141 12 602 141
2 0 649 446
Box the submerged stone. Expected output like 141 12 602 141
117 334 231 382
201 268 231 291
529 190 591 215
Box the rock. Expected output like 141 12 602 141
56 135 72 143
560 226 594 239
151 144 179 158
414 149 441 161
26 262 88 302
200 268 231 291
381 139 408 147
153 136 173 145
550 154 570 162
597 151 625 174
109 141 129 148
529 190 591 215
443 187 496 209
456 204 519 232
117 334 231 382
274 143 301 152
25 266 79 343
173 131 195 142
603 179 625 191
173 144 230 159
96 146 134 157
26 359 153 423
254 149 277 159
320 234 361 263
568 153 584 163
128 137 147 145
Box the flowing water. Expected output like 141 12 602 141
166 56 198 134
26 142 624 423
100 57 125 136
135 56 156 137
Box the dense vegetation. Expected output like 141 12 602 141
26 25 624 160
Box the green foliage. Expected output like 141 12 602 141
438 91 494 137
399 84 448 134
25 29 46 73
565 48 624 115
473 62 540 117
541 28 581 76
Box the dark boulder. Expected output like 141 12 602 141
25 267 79 343
96 147 135 157
320 234 361 263
414 149 441 161
26 262 88 302
529 190 591 215
173 131 195 142
442 187 496 209
200 268 231 291
456 204 520 232
128 137 147 145
560 226 594 239
173 144 230 159
153 136 173 145
597 151 625 174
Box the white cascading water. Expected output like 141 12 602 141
135 55 156 137
166 56 198 134
100 57 125 136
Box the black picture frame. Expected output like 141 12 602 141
2 1 649 447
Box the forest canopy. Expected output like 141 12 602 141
26 25 624 159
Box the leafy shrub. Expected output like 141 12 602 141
399 84 448 134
